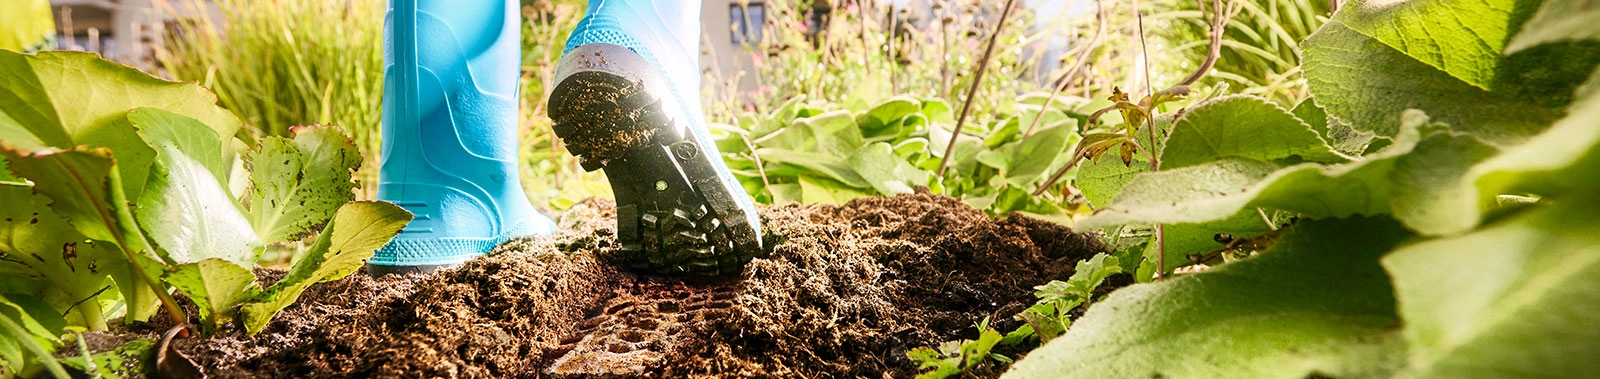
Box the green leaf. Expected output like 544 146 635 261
132 109 261 266
0 156 19 184
1388 133 1501 235
761 110 863 157
1470 92 1600 209
0 50 243 199
797 175 871 205
1075 157 1146 208
1162 95 1348 169
246 125 361 244
1292 99 1375 156
1001 122 1078 188
757 148 870 188
1004 217 1411 379
163 258 259 334
0 149 121 244
848 142 929 196
857 96 921 134
1141 209 1283 275
58 338 156 379
239 201 410 335
1506 0 1600 53
1383 199 1600 378
1334 0 1523 89
1302 22 1590 146
1079 115 1444 230
0 183 122 331
0 293 68 379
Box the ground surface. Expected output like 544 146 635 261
163 193 1107 378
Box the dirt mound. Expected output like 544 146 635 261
178 193 1106 378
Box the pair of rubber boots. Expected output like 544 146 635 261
366 0 760 276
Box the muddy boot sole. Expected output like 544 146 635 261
549 43 760 276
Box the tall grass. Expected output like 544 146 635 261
155 0 386 197
1157 0 1331 105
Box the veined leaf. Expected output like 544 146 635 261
246 125 361 245
1304 20 1599 146
0 50 243 199
0 183 123 331
1004 217 1411 379
1335 0 1522 89
1383 198 1600 378
1079 112 1476 232
239 201 410 335
761 110 863 157
1162 95 1348 169
849 142 930 196
757 148 870 188
0 293 68 379
132 108 261 266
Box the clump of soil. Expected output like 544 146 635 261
177 193 1107 378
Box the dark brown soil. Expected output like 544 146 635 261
172 193 1106 378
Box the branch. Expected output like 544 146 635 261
935 0 1021 177
1024 0 1108 138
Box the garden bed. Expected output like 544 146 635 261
125 192 1109 378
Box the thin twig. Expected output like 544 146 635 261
1024 0 1107 138
1134 0 1169 280
936 0 1021 177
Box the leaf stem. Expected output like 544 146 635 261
107 170 189 328
936 0 1020 177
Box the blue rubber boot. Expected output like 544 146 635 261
550 0 763 275
368 0 556 275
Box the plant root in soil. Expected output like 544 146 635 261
171 193 1109 378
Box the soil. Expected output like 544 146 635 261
161 192 1109 378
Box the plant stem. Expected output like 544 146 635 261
107 170 189 328
936 0 1020 177
1133 0 1168 280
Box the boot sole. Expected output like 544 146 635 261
549 44 760 276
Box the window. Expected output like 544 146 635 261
730 3 764 45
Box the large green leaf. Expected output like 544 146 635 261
1335 0 1527 89
1383 199 1600 378
246 125 361 244
239 201 410 335
756 148 871 188
0 184 123 330
132 108 261 266
848 142 930 195
0 148 125 247
1005 217 1410 378
1162 95 1347 169
1303 22 1565 146
761 110 864 157
1078 111 1467 232
0 50 243 199
1074 157 1145 209
164 258 258 334
1 148 164 322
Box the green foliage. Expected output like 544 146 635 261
57 338 155 379
158 0 385 195
719 95 1088 217
1006 218 1412 378
907 318 1008 379
0 50 409 355
1018 253 1121 342
0 294 68 379
239 201 411 335
1007 0 1600 376
246 125 361 245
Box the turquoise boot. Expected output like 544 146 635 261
551 0 764 275
369 0 556 274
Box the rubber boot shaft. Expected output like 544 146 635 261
370 0 554 272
